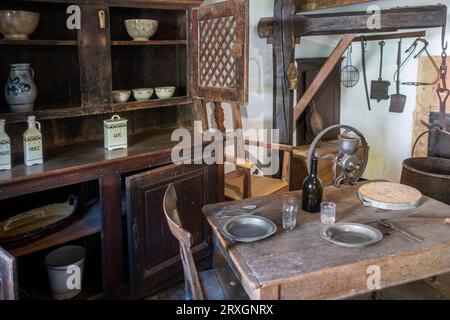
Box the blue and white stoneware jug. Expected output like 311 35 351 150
5 63 37 113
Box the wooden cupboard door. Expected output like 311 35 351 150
126 164 216 297
0 247 17 300
191 0 249 104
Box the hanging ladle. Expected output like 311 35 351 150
389 39 407 113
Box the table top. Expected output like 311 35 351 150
203 182 450 299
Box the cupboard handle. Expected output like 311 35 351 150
98 10 106 29
133 218 141 252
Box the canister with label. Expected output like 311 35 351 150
104 115 128 151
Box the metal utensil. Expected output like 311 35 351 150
341 44 360 88
361 38 372 111
370 41 391 102
222 215 277 243
321 223 383 248
389 39 407 113
217 204 257 216
377 220 423 243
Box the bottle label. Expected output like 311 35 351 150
24 135 43 162
0 139 11 165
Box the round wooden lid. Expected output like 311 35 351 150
358 182 423 211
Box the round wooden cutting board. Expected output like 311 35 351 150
358 182 423 211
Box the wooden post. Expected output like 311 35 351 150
100 174 124 295
273 0 296 145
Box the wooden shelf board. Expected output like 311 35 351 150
0 97 193 123
6 201 101 258
108 96 192 112
0 129 191 189
111 40 187 46
0 40 77 46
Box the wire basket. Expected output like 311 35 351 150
341 45 360 88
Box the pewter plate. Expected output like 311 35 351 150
222 215 277 243
321 223 383 248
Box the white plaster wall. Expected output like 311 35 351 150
203 0 450 182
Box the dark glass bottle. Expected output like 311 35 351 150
302 156 323 213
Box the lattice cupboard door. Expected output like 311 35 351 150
191 0 249 104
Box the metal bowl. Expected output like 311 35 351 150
222 215 277 243
321 223 383 248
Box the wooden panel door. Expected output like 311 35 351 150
296 58 342 145
126 164 217 297
191 0 249 103
0 247 17 300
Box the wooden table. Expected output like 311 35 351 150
203 182 450 300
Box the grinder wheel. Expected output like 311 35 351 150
306 124 370 186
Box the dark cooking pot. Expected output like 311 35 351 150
401 157 450 205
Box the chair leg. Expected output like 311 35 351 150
184 271 193 300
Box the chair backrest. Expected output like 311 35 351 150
163 184 205 300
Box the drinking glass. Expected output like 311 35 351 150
321 202 336 225
282 198 298 231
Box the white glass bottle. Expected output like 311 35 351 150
23 115 43 166
0 119 11 170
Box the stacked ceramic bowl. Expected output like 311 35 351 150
0 10 40 40
124 19 159 41
155 87 176 99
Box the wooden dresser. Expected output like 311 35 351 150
0 0 248 300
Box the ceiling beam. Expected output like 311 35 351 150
294 0 376 13
258 5 447 39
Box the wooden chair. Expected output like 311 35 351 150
163 184 247 300
213 101 293 200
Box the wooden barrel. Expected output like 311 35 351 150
401 157 450 205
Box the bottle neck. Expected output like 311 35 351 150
27 120 36 129
310 158 318 177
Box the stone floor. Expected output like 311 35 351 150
147 273 450 300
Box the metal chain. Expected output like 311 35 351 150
437 25 449 129
438 27 448 91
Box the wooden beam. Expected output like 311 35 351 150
294 34 357 122
294 0 375 13
258 5 447 39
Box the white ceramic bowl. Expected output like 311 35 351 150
0 11 40 40
133 88 154 101
112 90 131 103
124 19 159 41
155 87 176 99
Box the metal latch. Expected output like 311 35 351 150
98 10 106 29
231 43 244 58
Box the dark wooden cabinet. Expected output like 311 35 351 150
0 0 248 300
296 58 342 145
126 164 216 297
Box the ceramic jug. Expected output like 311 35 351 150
23 115 43 166
5 63 37 113
0 119 11 170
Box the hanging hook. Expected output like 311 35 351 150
397 37 440 86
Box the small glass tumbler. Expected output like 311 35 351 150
282 199 298 231
321 202 337 225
